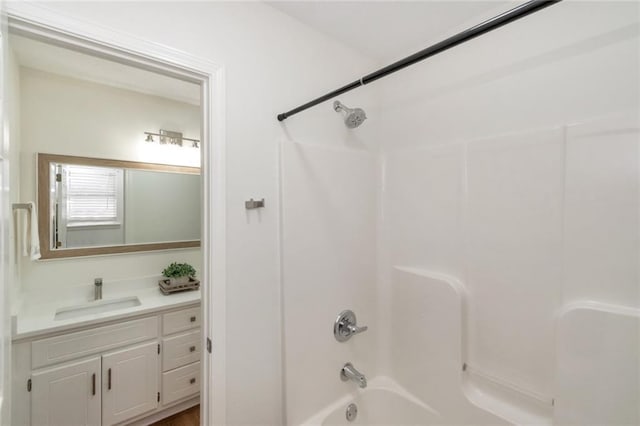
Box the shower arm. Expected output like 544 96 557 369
276 0 562 122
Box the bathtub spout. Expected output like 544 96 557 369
340 362 367 388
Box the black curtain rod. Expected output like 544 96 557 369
277 0 562 122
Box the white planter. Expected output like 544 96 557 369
168 276 190 286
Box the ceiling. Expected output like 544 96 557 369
10 35 200 106
268 1 514 63
10 2 517 102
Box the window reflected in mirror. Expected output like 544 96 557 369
39 153 200 259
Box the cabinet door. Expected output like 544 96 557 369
102 342 159 426
31 357 101 426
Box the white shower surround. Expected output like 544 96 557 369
296 269 527 426
281 1 639 424
282 115 640 426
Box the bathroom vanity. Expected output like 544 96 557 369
11 287 201 426
10 151 204 425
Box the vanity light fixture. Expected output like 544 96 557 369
143 129 200 148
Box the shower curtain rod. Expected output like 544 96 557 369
276 0 561 122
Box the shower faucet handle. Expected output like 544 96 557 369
347 324 368 335
334 310 368 342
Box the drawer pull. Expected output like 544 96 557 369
189 345 196 352
92 373 96 396
190 378 196 384
108 368 112 390
190 316 197 323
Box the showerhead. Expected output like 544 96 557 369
333 100 367 129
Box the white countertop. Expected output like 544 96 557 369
13 277 201 341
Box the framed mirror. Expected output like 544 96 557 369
38 153 200 259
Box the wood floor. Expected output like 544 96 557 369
151 405 200 426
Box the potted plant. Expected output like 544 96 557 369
162 262 197 286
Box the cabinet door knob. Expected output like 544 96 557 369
107 368 112 390
190 316 197 322
189 346 196 352
92 373 96 396
190 378 196 384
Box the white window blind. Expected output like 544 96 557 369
65 165 120 222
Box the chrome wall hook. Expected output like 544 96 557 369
245 198 265 209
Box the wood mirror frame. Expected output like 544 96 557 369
37 153 201 259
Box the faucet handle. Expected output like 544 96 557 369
347 324 368 335
334 310 368 342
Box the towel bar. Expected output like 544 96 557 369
12 203 33 210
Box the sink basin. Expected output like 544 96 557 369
54 296 141 321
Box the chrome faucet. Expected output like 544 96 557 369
94 278 103 301
340 362 367 388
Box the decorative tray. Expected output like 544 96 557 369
158 277 200 295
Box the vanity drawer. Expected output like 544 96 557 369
162 361 200 406
32 316 158 369
162 306 200 335
162 329 201 371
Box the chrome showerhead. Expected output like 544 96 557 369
333 100 367 129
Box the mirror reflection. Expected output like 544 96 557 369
39 154 200 256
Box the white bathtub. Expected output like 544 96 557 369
303 382 441 426
301 376 510 426
321 388 441 425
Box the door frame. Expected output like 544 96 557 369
3 3 227 425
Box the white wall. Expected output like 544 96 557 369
17 2 379 424
376 0 639 422
18 67 202 292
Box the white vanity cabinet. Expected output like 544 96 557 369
102 342 159 425
31 357 101 426
160 308 201 406
13 302 201 426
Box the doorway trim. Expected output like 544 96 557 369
4 3 227 425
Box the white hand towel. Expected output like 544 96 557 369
19 207 28 258
21 202 41 260
12 207 20 262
